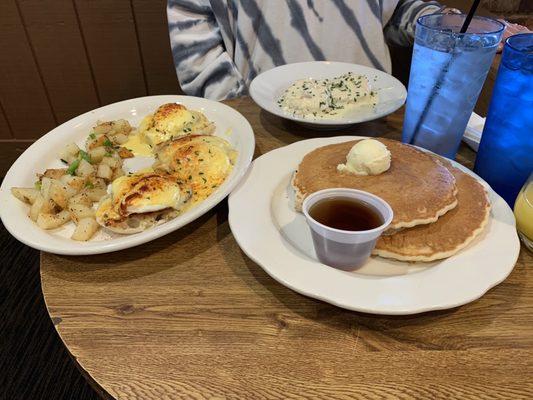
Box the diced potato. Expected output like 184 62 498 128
101 156 120 169
68 203 95 223
76 159 94 178
71 217 99 241
85 187 107 202
30 195 44 221
42 168 67 180
63 184 78 199
40 177 53 200
114 119 132 135
111 167 125 180
118 147 134 158
95 119 132 136
69 192 92 207
87 134 107 150
48 181 69 208
29 195 56 221
97 163 113 180
11 187 39 204
60 142 80 158
93 122 114 135
87 177 107 189
58 149 69 162
89 146 106 163
37 210 71 230
113 133 128 145
61 154 76 164
60 175 85 192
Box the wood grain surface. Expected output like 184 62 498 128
41 98 533 400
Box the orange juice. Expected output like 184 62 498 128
514 181 533 249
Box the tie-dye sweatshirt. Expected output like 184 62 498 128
167 0 441 100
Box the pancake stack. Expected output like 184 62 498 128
292 138 490 262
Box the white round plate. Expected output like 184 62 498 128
249 61 407 129
0 95 254 255
228 137 520 315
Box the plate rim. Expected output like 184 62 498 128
249 61 407 126
0 95 255 255
228 136 520 315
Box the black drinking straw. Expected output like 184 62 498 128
409 0 481 145
460 0 481 34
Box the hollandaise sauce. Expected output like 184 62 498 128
123 134 153 157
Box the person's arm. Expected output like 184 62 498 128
384 0 442 47
167 0 246 100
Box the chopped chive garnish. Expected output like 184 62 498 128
67 159 80 175
79 150 91 163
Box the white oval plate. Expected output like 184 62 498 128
249 61 407 129
228 137 520 315
0 95 255 255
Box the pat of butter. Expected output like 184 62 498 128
337 139 391 176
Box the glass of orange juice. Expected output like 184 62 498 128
514 172 533 252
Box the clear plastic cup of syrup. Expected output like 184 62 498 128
303 188 393 270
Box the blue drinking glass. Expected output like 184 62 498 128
402 14 504 158
474 33 533 207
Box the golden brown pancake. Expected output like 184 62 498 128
373 163 490 261
292 138 458 230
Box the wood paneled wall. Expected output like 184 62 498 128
0 0 180 173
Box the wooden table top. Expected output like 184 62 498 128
41 97 533 399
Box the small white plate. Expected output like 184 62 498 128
249 61 407 129
228 136 520 315
0 95 255 255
